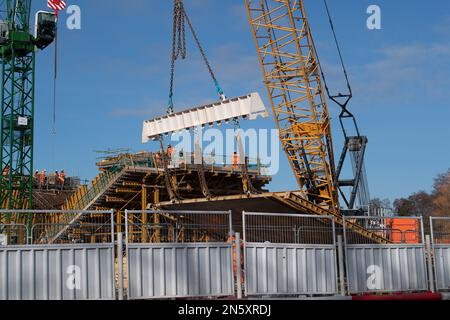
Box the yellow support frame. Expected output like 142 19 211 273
245 0 339 212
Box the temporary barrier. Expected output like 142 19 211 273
125 210 234 299
430 217 450 291
343 216 428 294
0 210 116 300
242 212 338 296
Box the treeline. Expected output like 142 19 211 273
370 168 450 226
393 168 450 219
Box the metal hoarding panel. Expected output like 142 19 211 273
434 245 450 291
127 243 234 299
245 244 338 296
0 244 115 300
346 245 428 294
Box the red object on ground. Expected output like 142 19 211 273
352 292 442 301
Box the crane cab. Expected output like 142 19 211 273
0 21 9 46
34 11 57 50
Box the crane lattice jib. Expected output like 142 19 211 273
244 0 339 212
0 0 35 220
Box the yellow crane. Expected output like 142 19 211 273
244 0 339 213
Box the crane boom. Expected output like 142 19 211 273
244 0 339 212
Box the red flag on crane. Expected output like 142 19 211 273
47 0 66 16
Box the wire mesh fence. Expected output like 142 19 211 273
0 210 114 245
125 210 232 244
343 216 424 245
0 224 29 245
431 217 450 244
243 212 336 245
31 211 114 244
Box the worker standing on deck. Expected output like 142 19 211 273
39 170 46 189
2 164 9 178
59 170 66 189
167 144 173 164
155 152 161 168
233 152 239 171
34 170 39 186
54 170 59 187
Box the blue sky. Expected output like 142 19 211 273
31 0 450 204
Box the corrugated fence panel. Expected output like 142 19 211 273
346 245 428 294
0 244 115 300
127 243 234 299
245 244 338 296
434 245 450 291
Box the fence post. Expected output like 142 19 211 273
337 235 346 296
235 232 242 299
425 235 435 293
117 232 124 300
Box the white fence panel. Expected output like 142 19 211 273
127 243 234 299
243 212 338 296
433 245 450 290
345 245 428 293
431 217 450 291
0 244 116 300
245 244 337 295
344 216 428 294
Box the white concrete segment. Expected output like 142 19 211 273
142 92 269 143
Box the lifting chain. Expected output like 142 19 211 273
167 0 225 114
168 0 187 114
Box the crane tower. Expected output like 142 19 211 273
0 1 56 217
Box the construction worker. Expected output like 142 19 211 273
227 231 244 285
155 152 161 168
167 144 173 164
34 170 39 186
59 170 66 188
54 170 59 186
39 170 46 189
232 151 239 171
2 164 9 177
167 144 174 158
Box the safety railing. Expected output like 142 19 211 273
62 166 124 211
99 151 271 176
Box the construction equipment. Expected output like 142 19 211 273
245 0 339 213
0 1 56 219
243 0 389 244
318 0 370 213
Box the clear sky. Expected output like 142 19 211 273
31 0 450 203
